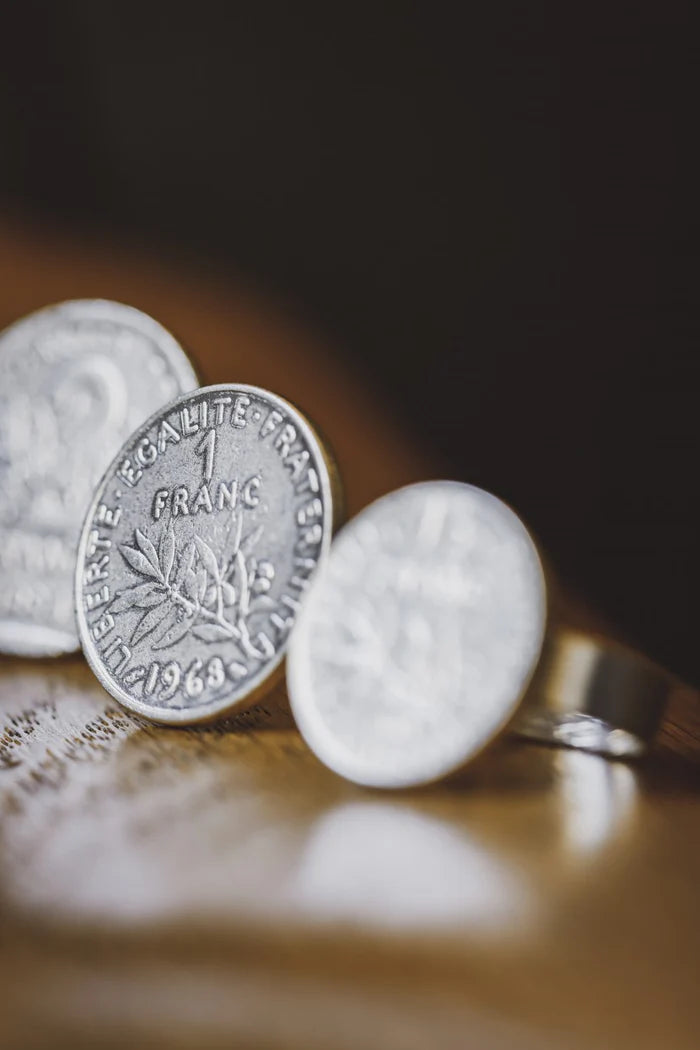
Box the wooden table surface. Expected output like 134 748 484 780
0 215 698 1050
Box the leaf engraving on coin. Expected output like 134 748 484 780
114 516 276 659
0 300 197 656
76 385 336 723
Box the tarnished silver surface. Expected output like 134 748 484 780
76 384 335 723
287 481 547 788
0 300 197 656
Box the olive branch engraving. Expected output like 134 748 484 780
112 515 275 660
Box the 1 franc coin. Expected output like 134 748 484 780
287 481 547 788
75 384 339 723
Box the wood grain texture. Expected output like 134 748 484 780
0 215 698 1050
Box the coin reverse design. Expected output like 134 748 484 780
287 481 547 788
0 300 197 656
76 384 336 723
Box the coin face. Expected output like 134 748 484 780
0 300 197 656
287 481 547 788
76 384 336 723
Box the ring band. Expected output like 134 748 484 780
514 628 675 758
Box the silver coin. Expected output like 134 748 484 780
75 384 336 724
287 481 547 788
0 300 197 656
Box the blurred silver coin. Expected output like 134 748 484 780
76 384 336 723
0 300 197 656
287 481 547 788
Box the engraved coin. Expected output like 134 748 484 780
0 300 198 657
287 481 547 788
75 384 337 723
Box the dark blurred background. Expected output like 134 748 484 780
0 4 697 681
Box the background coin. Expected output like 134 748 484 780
287 481 547 788
0 300 198 656
75 384 337 723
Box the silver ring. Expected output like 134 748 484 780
515 628 675 758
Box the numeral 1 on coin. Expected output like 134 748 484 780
195 429 217 481
144 662 160 696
